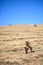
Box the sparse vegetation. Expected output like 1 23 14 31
0 24 43 65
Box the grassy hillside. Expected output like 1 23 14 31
0 24 43 65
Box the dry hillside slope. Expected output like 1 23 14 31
0 24 43 65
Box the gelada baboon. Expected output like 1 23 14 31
24 41 33 54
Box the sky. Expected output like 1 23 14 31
0 0 43 25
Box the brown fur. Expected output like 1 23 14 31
24 41 33 54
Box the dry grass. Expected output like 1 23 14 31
0 24 43 65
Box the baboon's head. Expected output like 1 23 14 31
26 41 30 46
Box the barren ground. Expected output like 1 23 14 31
0 24 43 65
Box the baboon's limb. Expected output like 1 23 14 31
28 46 32 53
24 47 29 54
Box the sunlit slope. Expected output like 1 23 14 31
0 24 43 65
0 24 43 43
